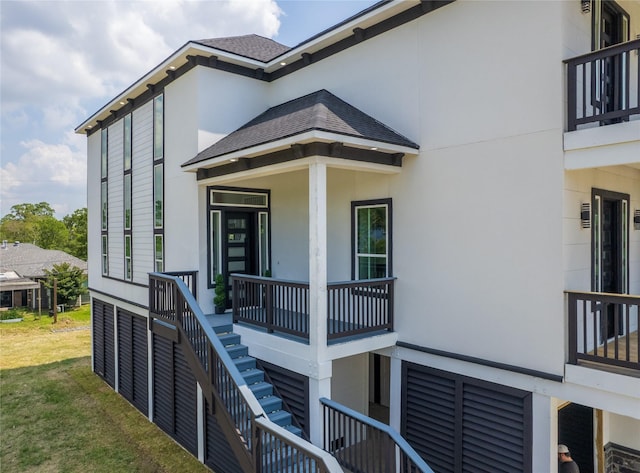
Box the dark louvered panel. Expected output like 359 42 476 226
462 383 526 473
153 334 174 435
205 400 244 473
402 363 456 473
117 312 133 402
92 300 105 377
131 315 149 416
259 360 310 436
103 303 115 387
173 344 198 455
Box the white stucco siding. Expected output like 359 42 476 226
392 130 565 376
196 67 269 154
131 101 154 284
107 119 124 279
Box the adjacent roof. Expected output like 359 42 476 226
183 89 419 166
193 35 291 62
0 271 40 291
0 243 87 278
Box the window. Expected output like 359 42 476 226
101 128 109 276
209 211 221 285
124 174 132 230
352 199 391 279
153 94 164 273
153 164 163 228
102 235 109 276
153 94 163 161
123 113 132 171
154 235 164 272
124 235 132 281
259 212 269 276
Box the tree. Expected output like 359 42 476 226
0 202 60 246
63 208 88 260
43 263 87 307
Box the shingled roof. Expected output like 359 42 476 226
183 89 419 167
193 34 291 62
0 243 87 278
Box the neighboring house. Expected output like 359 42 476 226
76 1 639 472
0 241 88 310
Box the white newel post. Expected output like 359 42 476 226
308 159 331 446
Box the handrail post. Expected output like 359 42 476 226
266 280 274 333
566 60 577 131
567 292 577 365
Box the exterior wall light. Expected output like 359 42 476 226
634 210 640 230
581 203 591 229
581 0 591 14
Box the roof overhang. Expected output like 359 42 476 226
183 129 418 181
75 0 437 134
0 279 40 291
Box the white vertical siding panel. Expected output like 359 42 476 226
108 119 124 278
132 100 154 284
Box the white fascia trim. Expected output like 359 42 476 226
182 130 418 172
75 42 267 134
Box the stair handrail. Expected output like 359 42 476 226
150 273 344 473
320 397 435 473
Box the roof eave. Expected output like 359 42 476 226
74 41 269 134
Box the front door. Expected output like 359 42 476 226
592 189 629 340
224 212 257 308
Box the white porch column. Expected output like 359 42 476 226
308 158 328 357
308 158 330 447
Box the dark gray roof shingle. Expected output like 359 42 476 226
183 89 418 166
0 243 87 278
193 34 291 62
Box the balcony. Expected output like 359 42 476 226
232 275 395 344
566 291 639 376
564 39 640 170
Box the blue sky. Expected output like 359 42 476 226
0 0 377 219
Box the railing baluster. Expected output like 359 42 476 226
566 291 639 371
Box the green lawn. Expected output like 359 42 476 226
0 306 211 472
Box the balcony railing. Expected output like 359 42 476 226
565 39 640 131
232 275 395 343
321 397 434 473
566 291 639 372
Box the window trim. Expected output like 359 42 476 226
351 198 392 280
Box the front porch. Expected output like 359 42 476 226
232 275 395 344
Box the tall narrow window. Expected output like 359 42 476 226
259 212 270 276
153 164 163 228
153 94 164 273
124 235 132 280
123 113 132 171
352 199 391 279
154 235 164 272
153 94 163 161
102 235 109 276
101 128 109 276
210 211 221 284
123 113 133 281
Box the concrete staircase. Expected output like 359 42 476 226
213 322 303 438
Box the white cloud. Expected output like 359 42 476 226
0 133 87 217
0 0 283 218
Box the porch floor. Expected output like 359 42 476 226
581 330 639 377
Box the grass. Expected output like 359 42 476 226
0 306 211 472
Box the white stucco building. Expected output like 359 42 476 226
78 1 640 472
